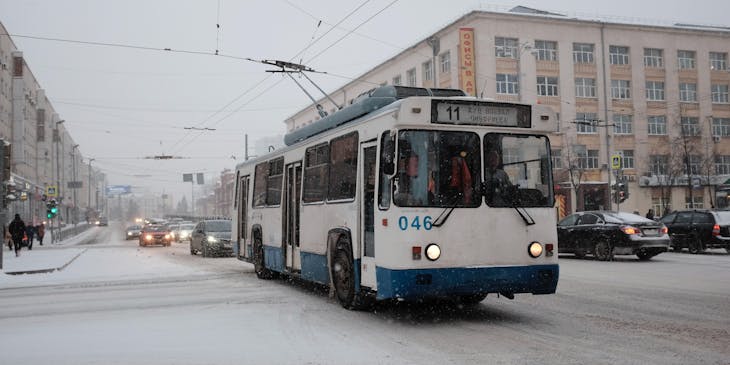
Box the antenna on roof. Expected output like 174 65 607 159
262 59 343 118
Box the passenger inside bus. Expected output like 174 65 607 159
484 149 513 206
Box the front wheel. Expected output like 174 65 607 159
253 236 275 279
594 241 613 261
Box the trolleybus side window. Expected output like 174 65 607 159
393 130 480 207
328 132 359 201
303 142 329 203
266 157 284 206
253 162 269 207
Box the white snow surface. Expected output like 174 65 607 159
1 226 729 364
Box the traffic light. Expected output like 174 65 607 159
47 199 59 219
620 182 629 203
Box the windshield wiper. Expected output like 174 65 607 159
506 187 535 226
432 194 463 228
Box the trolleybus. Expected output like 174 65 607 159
232 85 559 309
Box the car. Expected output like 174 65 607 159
557 211 670 261
659 209 730 254
124 225 142 240
166 224 180 241
189 219 232 257
139 224 173 247
96 217 109 226
176 223 195 243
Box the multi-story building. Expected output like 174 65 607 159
1 22 104 225
285 7 730 216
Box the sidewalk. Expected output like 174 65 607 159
1 225 97 275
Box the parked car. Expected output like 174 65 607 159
659 209 730 253
176 223 195 243
557 211 670 261
124 225 142 240
190 219 232 257
139 224 173 247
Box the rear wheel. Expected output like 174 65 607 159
688 238 704 254
253 234 275 279
594 241 613 261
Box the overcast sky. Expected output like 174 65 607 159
1 0 728 209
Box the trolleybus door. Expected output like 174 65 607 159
237 175 250 259
360 143 377 289
283 161 302 272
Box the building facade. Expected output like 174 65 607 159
1 22 105 226
285 8 730 216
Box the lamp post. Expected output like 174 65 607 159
53 120 64 242
71 144 79 226
88 158 95 216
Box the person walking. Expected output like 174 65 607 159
646 209 655 220
26 224 35 250
37 223 46 246
8 214 26 257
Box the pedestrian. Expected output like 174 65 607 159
26 224 35 250
646 209 655 220
8 214 26 257
37 223 45 246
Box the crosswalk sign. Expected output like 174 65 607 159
611 154 622 170
46 185 58 197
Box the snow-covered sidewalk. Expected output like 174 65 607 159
1 226 97 275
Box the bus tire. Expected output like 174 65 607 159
331 238 370 310
253 234 275 280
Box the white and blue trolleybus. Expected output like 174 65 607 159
232 86 559 309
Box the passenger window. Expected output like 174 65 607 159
675 212 692 223
693 213 713 224
558 214 578 226
577 214 598 225
328 132 358 201
253 162 269 207
266 158 284 206
303 143 329 203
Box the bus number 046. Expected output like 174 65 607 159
398 216 433 231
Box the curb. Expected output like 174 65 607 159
4 248 87 275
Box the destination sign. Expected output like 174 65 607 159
432 100 531 128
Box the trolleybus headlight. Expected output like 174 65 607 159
528 241 543 258
425 243 441 261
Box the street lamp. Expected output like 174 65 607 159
88 158 95 215
71 144 79 226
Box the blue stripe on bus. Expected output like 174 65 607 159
374 264 559 300
300 251 329 284
263 245 284 272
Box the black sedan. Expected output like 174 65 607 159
557 211 670 261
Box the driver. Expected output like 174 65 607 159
485 150 512 205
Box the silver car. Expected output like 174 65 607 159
189 220 232 257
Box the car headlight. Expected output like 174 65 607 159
164 234 171 239
207 235 218 243
127 232 132 236
145 234 153 241
425 243 441 261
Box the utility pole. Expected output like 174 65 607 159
71 144 79 227
54 120 64 242
88 158 95 216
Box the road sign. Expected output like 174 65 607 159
105 185 132 196
67 181 83 189
46 185 58 197
611 154 622 170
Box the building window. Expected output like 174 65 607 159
649 155 668 175
536 76 558 96
652 197 670 215
646 81 665 101
576 112 598 134
496 74 519 95
575 77 596 98
534 40 558 61
710 52 728 71
422 60 433 81
439 51 450 73
643 48 664 68
551 149 563 169
681 117 700 136
579 149 600 169
619 150 635 169
648 116 667 135
711 84 729 104
613 114 633 134
406 68 416 86
716 155 730 175
679 83 697 102
685 196 704 209
677 50 696 69
688 155 702 175
712 117 730 137
495 37 519 59
573 43 594 64
609 45 630 65
392 75 402 86
611 79 631 99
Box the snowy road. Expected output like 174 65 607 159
1 227 729 365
